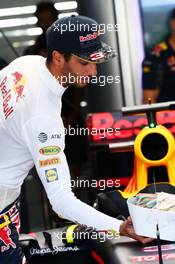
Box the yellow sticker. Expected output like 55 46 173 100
39 146 61 156
45 168 58 182
39 158 60 167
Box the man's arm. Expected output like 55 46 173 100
22 116 152 242
22 116 123 231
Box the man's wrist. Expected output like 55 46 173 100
119 220 126 235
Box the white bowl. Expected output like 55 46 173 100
127 196 175 241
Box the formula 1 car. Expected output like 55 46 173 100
92 101 175 264
19 225 175 264
95 101 175 218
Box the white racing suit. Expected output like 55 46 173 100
0 55 122 263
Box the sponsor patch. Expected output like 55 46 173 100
0 224 16 252
38 132 48 143
39 146 61 155
79 32 99 42
39 158 60 167
45 168 58 182
51 134 61 139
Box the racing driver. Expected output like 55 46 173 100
0 15 152 263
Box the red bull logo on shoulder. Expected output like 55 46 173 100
12 71 27 102
0 71 26 119
0 76 14 119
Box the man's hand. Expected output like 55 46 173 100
119 217 154 244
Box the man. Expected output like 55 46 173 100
0 15 152 263
142 8 175 103
24 1 58 56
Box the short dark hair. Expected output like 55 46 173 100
46 48 72 63
35 1 58 19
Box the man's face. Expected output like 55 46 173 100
61 55 97 88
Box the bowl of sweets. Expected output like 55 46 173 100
127 192 175 241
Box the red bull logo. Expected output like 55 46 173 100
0 225 16 252
12 71 27 102
0 71 27 119
79 32 99 42
0 76 14 119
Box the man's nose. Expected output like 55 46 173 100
89 64 97 76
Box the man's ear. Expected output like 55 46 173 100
52 50 65 67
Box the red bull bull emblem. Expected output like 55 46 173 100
0 225 16 252
12 72 27 102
